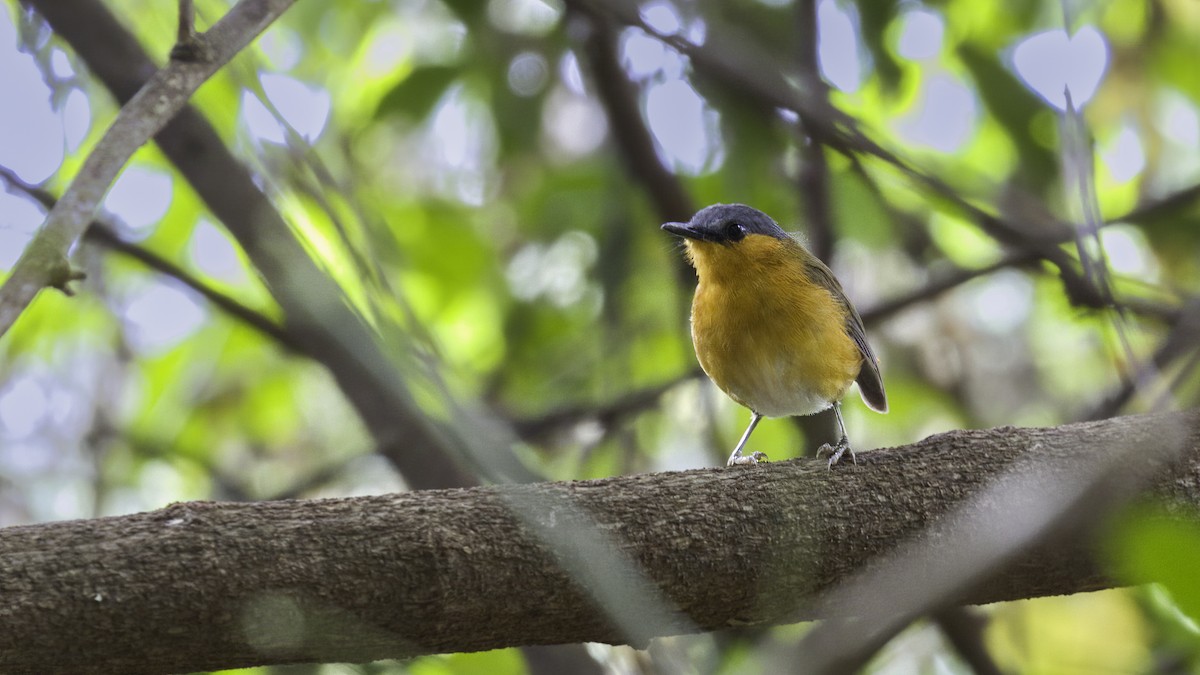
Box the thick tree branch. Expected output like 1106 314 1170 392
1 410 1197 673
0 0 294 336
27 6 593 670
575 10 694 225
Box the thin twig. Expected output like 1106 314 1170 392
511 369 704 443
0 165 300 352
177 0 194 43
1117 182 1200 225
88 225 300 349
1084 298 1200 421
860 252 1042 326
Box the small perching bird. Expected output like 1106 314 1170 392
662 204 887 467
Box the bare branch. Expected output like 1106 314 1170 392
1117 181 1200 226
0 166 299 352
24 0 493 490
87 223 300 346
575 9 694 224
1083 298 1200 420
511 369 702 444
794 0 835 263
1 410 1196 673
0 0 295 337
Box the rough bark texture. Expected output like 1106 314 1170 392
0 410 1198 673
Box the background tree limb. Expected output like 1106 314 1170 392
1 409 1196 674
0 165 299 351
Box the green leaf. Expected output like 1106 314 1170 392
376 66 461 121
1108 505 1200 626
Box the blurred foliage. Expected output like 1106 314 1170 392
2 0 1200 672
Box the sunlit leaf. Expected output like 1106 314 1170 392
1109 505 1200 626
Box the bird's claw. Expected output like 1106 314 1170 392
727 451 769 467
816 437 856 469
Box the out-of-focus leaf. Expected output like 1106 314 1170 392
958 44 1058 188
490 83 546 158
1108 505 1200 626
859 0 902 92
375 66 462 121
439 0 487 26
830 166 892 246
1137 211 1200 283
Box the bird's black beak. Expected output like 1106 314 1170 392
662 221 712 241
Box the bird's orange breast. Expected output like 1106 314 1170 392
686 236 862 418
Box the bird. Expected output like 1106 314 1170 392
662 203 887 467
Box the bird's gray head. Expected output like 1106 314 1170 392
661 203 789 244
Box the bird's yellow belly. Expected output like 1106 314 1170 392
691 280 861 418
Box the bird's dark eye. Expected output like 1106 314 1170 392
725 222 747 242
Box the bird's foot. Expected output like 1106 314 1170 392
727 451 769 467
816 436 855 469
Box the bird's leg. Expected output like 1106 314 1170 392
816 402 855 469
727 412 768 466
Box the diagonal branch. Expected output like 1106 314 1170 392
0 0 295 337
511 369 703 443
1083 298 1200 421
84 223 299 349
0 166 299 352
859 251 1042 325
575 9 694 225
576 0 1120 311
25 7 598 669
1117 181 1200 225
23 0 496 490
0 410 1196 673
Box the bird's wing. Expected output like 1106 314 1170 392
802 256 889 413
